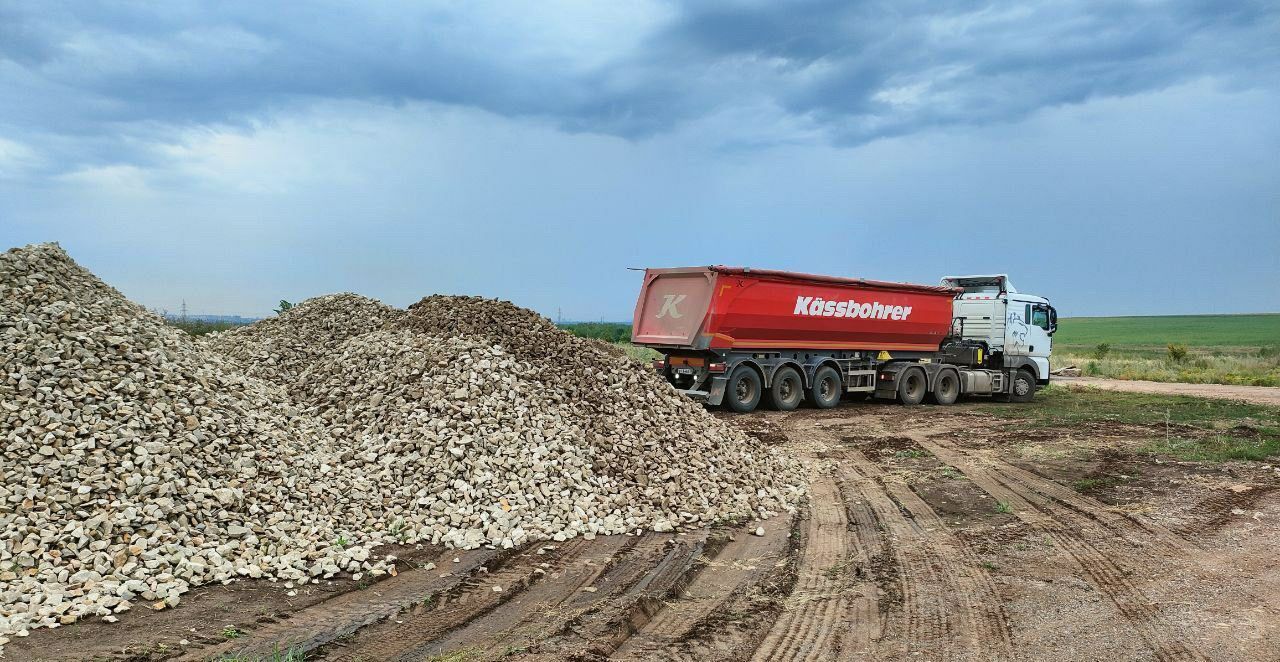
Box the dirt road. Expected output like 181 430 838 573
1054 375 1280 406
13 401 1279 661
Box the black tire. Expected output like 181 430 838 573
1010 368 1037 403
768 366 804 411
725 365 762 413
897 368 927 406
809 366 842 409
929 370 960 405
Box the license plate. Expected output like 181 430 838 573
675 367 695 375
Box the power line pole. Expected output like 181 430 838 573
180 299 188 322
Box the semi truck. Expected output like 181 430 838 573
631 267 1057 412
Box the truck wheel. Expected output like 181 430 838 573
768 366 804 411
809 366 842 409
897 368 927 406
1010 369 1037 403
725 365 762 413
929 370 960 406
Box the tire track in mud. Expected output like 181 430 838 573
751 469 867 661
751 417 1008 662
526 530 714 659
917 437 1210 662
399 533 639 660
185 548 500 661
836 448 1012 661
610 522 792 660
319 539 599 661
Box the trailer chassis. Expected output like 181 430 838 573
653 346 1045 411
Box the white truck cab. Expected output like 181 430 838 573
942 275 1057 390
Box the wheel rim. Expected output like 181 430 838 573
941 375 958 398
906 374 924 399
1015 378 1031 396
780 377 796 402
820 377 835 400
736 377 755 403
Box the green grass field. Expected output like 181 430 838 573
1054 313 1280 351
1054 313 1280 386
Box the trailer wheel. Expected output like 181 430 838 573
1010 369 1037 403
897 368 927 406
768 366 804 411
725 365 762 413
929 370 960 405
810 366 842 409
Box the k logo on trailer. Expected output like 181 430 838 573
657 294 686 319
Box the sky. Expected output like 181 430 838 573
1 1 1278 320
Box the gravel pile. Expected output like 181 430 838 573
0 243 801 645
202 293 403 386
397 296 798 529
0 245 390 643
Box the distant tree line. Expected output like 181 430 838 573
165 319 247 336
559 322 632 343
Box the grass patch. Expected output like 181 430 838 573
427 649 484 662
1052 313 1280 386
1071 476 1121 492
1058 349 1280 386
986 385 1280 462
993 501 1013 514
1142 432 1280 462
619 342 661 362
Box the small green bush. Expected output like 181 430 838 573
1093 343 1111 359
1167 343 1188 362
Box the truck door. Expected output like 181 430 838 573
1007 298 1053 379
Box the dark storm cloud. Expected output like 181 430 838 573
0 0 1277 167
655 0 1280 141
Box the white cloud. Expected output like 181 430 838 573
0 136 41 179
57 164 151 193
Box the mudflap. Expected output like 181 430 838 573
705 375 728 406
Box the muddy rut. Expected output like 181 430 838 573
24 403 1279 662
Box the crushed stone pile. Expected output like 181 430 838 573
395 295 798 530
202 293 404 385
288 294 801 547
0 242 802 645
0 245 391 642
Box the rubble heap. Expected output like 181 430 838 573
202 293 403 385
0 244 387 640
396 296 798 530
0 243 801 644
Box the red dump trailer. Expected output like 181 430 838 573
632 266 1057 412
